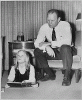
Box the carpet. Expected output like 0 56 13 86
1 70 82 99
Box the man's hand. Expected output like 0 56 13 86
45 45 55 57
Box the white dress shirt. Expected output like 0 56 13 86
34 21 72 51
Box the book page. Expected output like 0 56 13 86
7 82 22 84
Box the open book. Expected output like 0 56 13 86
7 82 35 87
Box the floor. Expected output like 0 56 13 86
1 70 82 99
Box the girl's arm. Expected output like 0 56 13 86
29 65 36 83
7 66 15 82
5 66 15 88
23 65 36 83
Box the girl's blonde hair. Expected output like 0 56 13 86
14 50 30 69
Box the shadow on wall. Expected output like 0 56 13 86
70 23 76 46
59 10 66 21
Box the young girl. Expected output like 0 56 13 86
5 50 36 87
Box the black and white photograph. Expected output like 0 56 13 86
1 0 82 99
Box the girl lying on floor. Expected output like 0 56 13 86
5 50 37 88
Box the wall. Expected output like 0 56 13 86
1 1 82 70
0 1 2 76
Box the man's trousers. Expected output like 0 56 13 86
34 45 73 78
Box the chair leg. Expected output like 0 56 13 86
75 69 81 83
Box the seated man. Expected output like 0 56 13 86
34 9 73 86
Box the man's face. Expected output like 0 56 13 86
47 13 60 28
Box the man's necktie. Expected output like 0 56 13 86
52 28 56 41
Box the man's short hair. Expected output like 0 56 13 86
47 9 60 18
